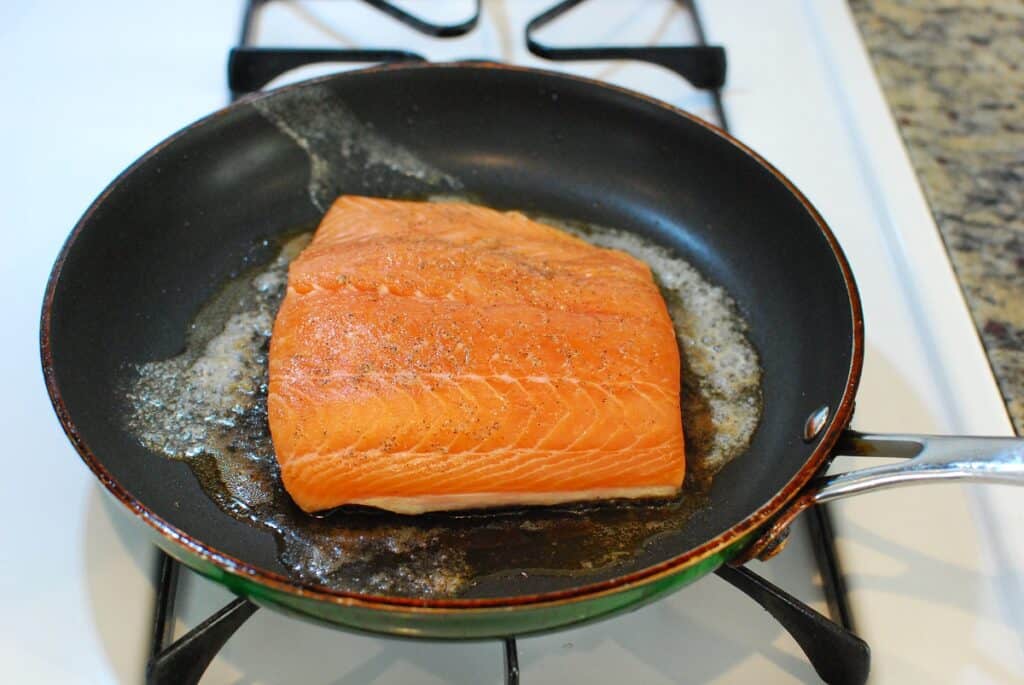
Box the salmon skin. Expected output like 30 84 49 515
268 196 684 514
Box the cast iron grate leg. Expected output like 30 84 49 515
147 553 259 685
239 0 480 41
525 0 726 90
147 552 526 685
147 553 867 684
505 637 520 685
227 0 481 98
361 0 481 38
715 565 870 685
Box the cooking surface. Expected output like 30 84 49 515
3 1 1022 683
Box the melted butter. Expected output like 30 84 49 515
252 90 462 212
125 213 762 599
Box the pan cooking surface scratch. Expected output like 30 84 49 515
124 214 762 599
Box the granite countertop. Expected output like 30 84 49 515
849 0 1024 431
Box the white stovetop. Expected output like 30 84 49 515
2 1 1021 683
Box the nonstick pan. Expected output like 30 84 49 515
41 63 1024 639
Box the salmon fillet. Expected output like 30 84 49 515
268 196 684 514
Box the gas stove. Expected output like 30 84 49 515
6 1 1022 684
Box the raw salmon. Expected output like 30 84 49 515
268 196 684 514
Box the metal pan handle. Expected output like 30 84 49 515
815 430 1024 502
733 430 1024 564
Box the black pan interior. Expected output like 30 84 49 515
45 65 855 599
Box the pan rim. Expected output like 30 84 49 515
40 61 864 613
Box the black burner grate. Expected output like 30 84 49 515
229 0 482 97
524 1 724 86
145 556 869 685
146 2 869 683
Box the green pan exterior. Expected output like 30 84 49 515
149 530 751 639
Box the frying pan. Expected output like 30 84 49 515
41 63 1024 639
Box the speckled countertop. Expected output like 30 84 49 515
849 0 1024 431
